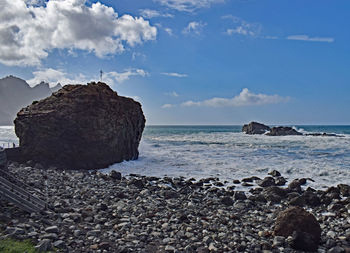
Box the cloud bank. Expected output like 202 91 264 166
161 72 188 78
287 35 334 43
105 69 148 84
139 9 174 19
154 0 224 12
27 68 88 87
0 0 157 66
223 15 261 37
181 88 289 107
183 21 206 35
27 68 148 87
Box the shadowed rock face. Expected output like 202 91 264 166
242 122 270 134
266 126 302 136
274 206 321 251
14 82 145 170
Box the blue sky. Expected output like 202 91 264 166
1 0 349 125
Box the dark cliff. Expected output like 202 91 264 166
14 82 145 169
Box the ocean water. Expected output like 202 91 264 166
1 125 350 189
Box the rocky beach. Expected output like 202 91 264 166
1 162 350 252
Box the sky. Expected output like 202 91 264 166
0 0 349 125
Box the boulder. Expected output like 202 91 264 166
266 127 302 136
242 122 270 135
14 82 145 170
274 206 321 251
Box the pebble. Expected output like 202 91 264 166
0 162 350 252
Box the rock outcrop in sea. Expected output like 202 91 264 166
14 82 145 169
242 121 343 137
242 122 270 134
266 126 303 136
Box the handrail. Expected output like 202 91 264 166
0 169 45 198
0 177 46 208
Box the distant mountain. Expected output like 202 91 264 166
0 76 62 125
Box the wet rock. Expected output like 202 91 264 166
302 191 321 207
234 191 247 200
130 179 145 189
110 170 122 180
221 196 234 206
289 196 305 207
268 170 281 177
288 178 306 189
242 122 270 135
258 177 275 187
262 186 286 203
275 176 287 186
266 127 302 136
338 184 350 197
325 187 341 200
274 206 321 251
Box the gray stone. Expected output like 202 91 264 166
35 239 52 252
45 225 59 234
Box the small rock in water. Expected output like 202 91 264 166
258 177 275 187
110 170 122 180
268 170 281 177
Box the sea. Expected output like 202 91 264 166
1 125 350 190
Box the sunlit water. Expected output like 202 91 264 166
1 125 350 189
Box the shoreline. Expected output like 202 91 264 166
1 162 350 252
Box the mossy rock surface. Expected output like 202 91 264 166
0 239 37 253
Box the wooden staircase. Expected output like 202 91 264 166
0 169 48 213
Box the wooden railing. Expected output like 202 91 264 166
0 169 48 213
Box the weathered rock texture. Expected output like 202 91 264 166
242 122 270 134
266 126 302 136
14 82 145 169
274 206 321 251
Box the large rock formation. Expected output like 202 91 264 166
14 82 145 170
266 126 302 136
274 206 321 251
242 122 270 134
242 122 304 136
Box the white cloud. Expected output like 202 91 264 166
287 35 334 43
162 104 175 108
105 69 148 84
164 28 174 36
27 68 89 87
154 0 224 12
0 0 157 66
181 88 289 107
132 52 146 61
183 21 206 35
223 15 261 37
139 9 173 18
27 67 148 88
165 91 179 97
161 72 188 78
